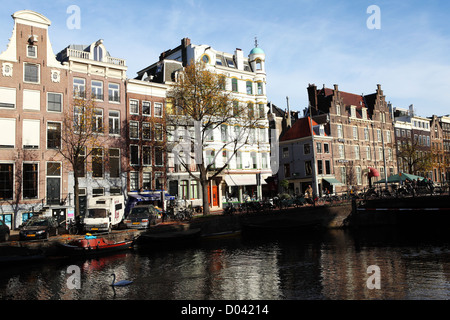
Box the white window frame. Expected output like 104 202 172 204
47 92 63 113
24 63 40 84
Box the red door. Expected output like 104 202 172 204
208 186 219 207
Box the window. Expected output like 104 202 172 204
304 144 311 155
91 81 103 100
259 128 267 142
338 145 345 159
154 103 163 117
221 125 228 142
386 131 391 143
231 78 238 92
316 142 322 154
396 129 400 137
143 172 152 190
246 81 253 95
324 143 330 153
206 150 215 168
47 122 61 149
143 122 151 140
0 87 16 109
143 146 152 166
23 163 38 199
76 148 86 178
129 121 139 139
236 152 243 169
262 153 268 169
356 167 362 185
341 167 347 185
364 127 369 141
24 63 39 83
93 109 103 133
226 59 235 68
155 147 163 166
325 160 331 175
142 101 151 116
27 45 37 58
130 145 139 166
366 146 371 160
251 152 257 169
92 148 104 178
130 172 139 191
155 124 163 141
191 180 199 199
0 164 14 200
248 103 254 118
354 145 360 160
317 160 323 175
94 45 103 62
109 110 120 135
283 147 289 158
305 161 312 175
73 78 85 98
337 124 343 138
351 106 356 118
23 90 40 111
257 82 263 95
0 118 15 148
377 129 381 142
47 93 62 112
108 83 120 102
73 106 84 132
109 149 120 178
284 163 290 178
155 172 164 190
23 120 40 149
256 59 262 70
353 126 358 140
259 104 265 118
130 99 139 114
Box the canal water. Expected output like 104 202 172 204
0 227 448 301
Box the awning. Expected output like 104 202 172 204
225 175 257 186
368 167 380 178
322 177 344 186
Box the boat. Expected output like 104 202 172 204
137 228 201 245
58 235 134 256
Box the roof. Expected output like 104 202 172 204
319 87 367 109
280 117 322 141
250 47 265 55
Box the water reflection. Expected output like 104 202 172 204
0 228 448 300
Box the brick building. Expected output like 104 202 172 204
0 11 69 228
306 84 397 194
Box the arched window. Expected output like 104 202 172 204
256 59 262 70
231 78 238 92
94 46 103 62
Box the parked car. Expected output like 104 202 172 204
124 204 158 229
19 216 59 240
0 220 10 242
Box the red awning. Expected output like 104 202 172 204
368 167 380 178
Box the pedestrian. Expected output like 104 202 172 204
305 185 313 204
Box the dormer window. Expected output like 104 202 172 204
362 107 367 120
27 45 37 58
350 105 356 118
94 45 103 62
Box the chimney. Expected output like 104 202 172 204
286 97 292 128
307 84 318 113
235 48 244 70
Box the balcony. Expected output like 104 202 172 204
61 48 126 66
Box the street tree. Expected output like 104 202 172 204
166 61 260 216
396 139 433 175
57 96 107 219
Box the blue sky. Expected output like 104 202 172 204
1 0 450 117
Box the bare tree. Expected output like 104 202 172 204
397 139 433 175
57 96 108 218
166 61 260 216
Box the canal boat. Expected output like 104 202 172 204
58 235 134 256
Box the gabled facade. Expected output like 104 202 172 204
307 84 397 193
0 11 69 228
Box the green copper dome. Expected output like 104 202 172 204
250 47 265 55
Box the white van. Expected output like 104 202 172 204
84 196 125 232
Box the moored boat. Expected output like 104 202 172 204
58 235 134 256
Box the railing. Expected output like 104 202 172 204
62 48 126 66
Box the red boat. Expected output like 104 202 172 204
58 235 134 256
